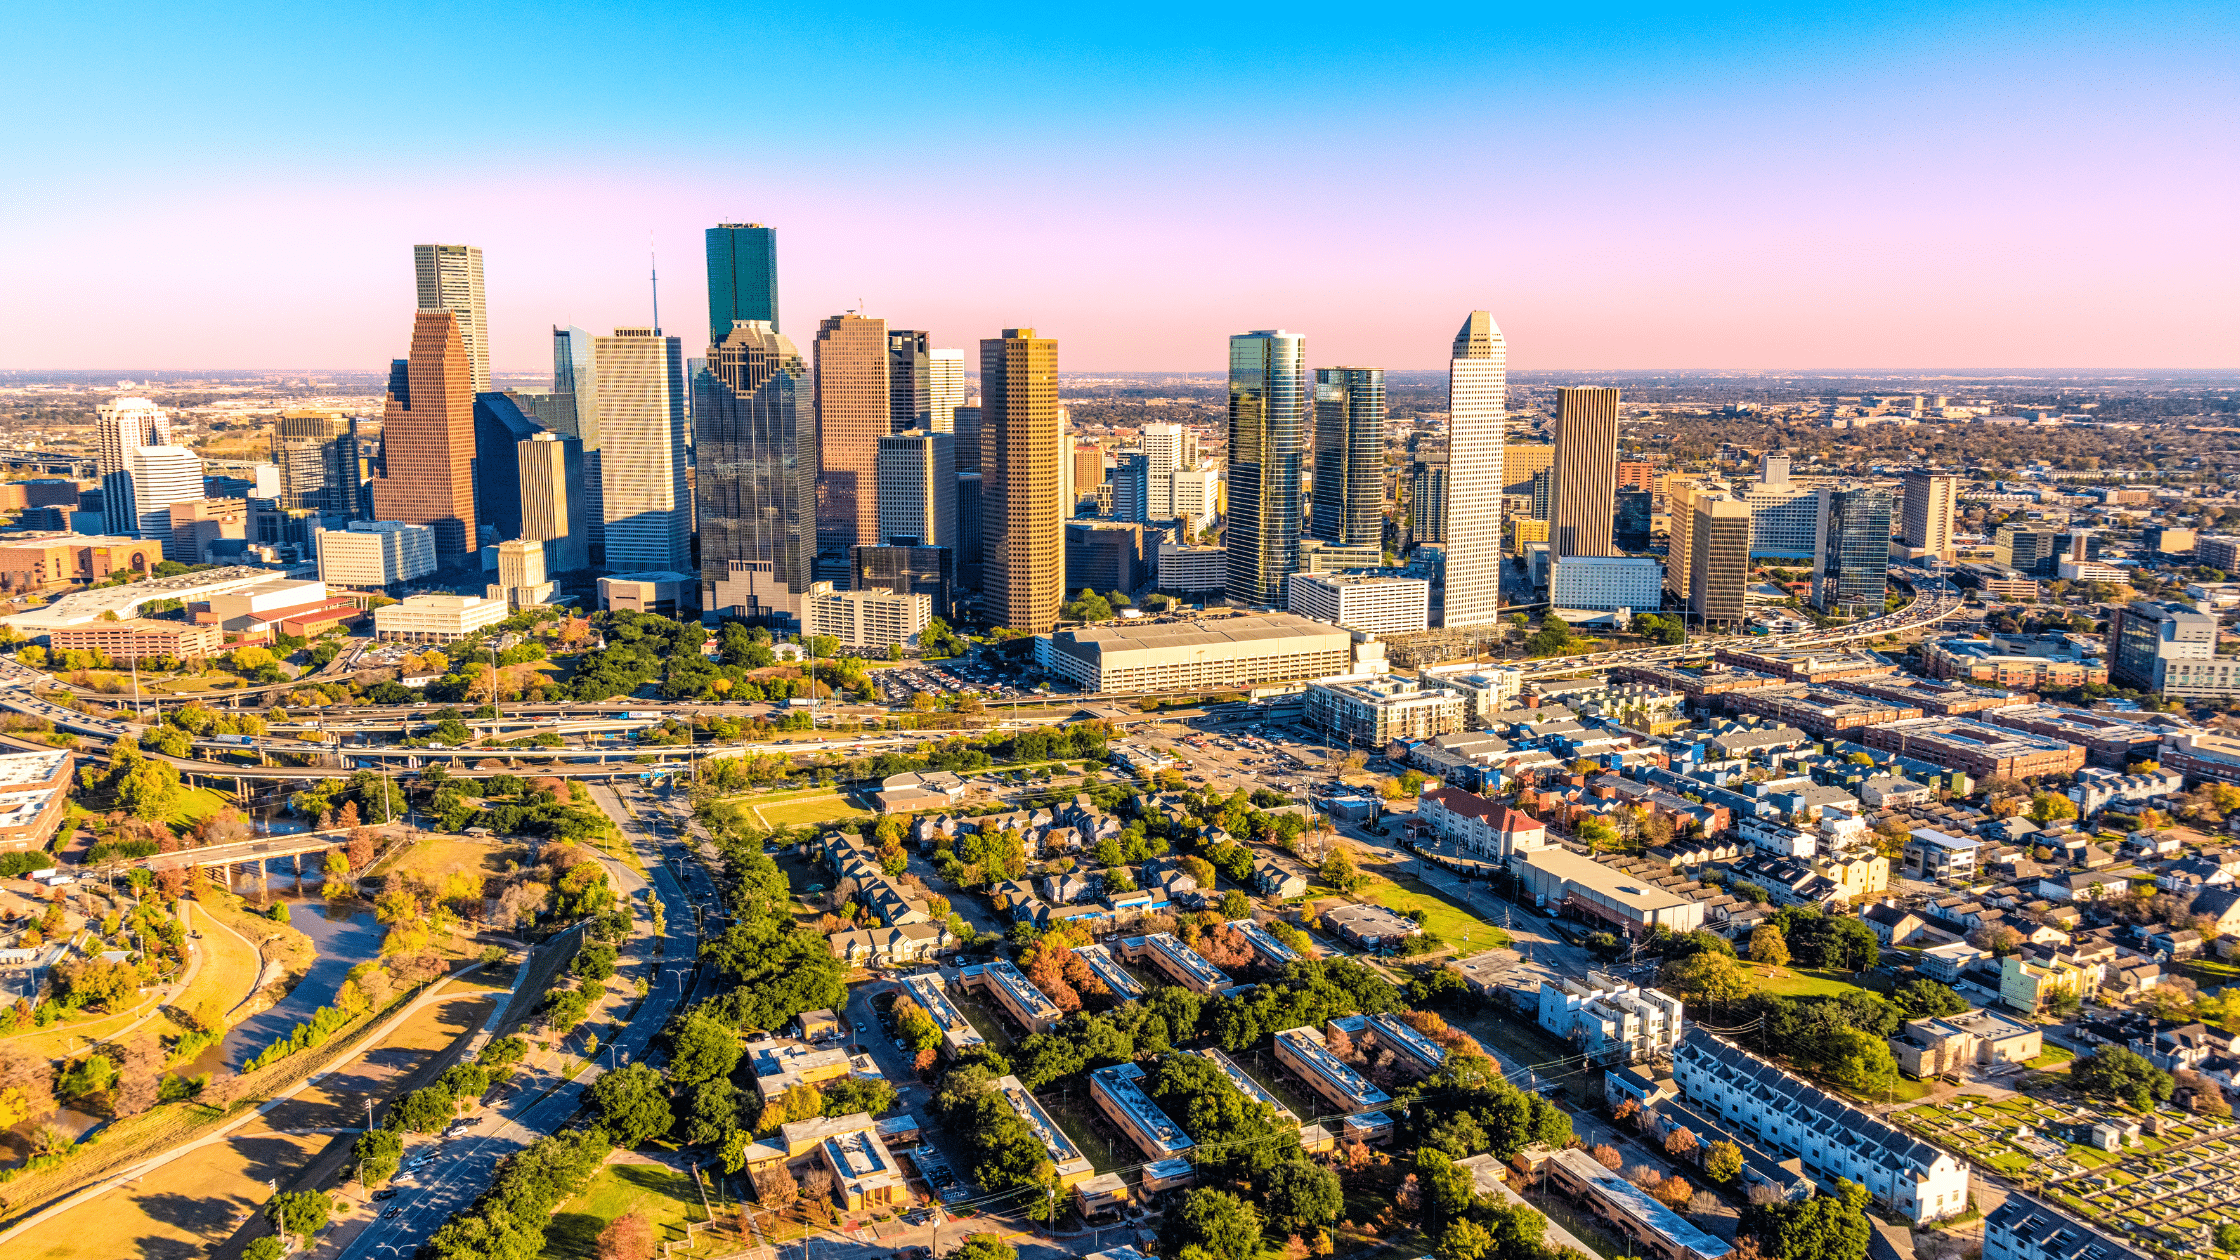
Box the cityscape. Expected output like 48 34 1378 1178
0 6 2236 1260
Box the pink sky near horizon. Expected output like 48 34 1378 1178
10 164 2230 376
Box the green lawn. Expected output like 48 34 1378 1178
1350 870 1508 950
2026 1045 2076 1069
543 1162 704 1259
2177 956 2240 987
1750 966 1878 998
169 786 231 826
752 793 873 828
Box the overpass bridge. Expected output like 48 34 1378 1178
0 449 97 478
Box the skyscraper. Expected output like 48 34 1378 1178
371 310 479 567
696 320 816 624
1442 311 1507 626
1112 453 1151 524
1686 490 1752 630
472 392 545 543
517 431 589 574
981 328 1063 632
889 330 931 433
1072 443 1105 505
1902 470 1958 560
129 447 204 555
706 223 780 338
595 327 691 573
96 397 171 538
1409 452 1447 544
877 431 956 548
414 244 490 393
1813 484 1894 615
953 406 982 474
1311 366 1385 548
814 313 891 560
1224 329 1306 607
1548 386 1621 559
549 325 604 563
928 349 967 433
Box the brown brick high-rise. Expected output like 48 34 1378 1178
372 310 478 567
982 328 1062 633
813 313 890 559
1548 385 1621 559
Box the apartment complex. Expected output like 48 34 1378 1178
1305 674 1467 744
1672 1030 1970 1222
1225 329 1307 607
802 583 932 651
1538 979 1685 1064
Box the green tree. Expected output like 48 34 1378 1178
1704 1140 1744 1184
1162 1188 1262 1260
391 1086 455 1133
2070 1046 2174 1111
950 1236 1017 1260
1439 1217 1493 1260
1319 849 1361 893
243 1239 285 1260
354 1128 404 1186
1748 925 1790 968
1742 1178 1872 1260
264 1190 332 1249
1262 1158 1343 1236
588 1062 675 1147
1891 979 1969 1020
666 1009 743 1088
2028 791 2078 825
1821 1029 1899 1097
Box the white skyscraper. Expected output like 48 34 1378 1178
927 349 968 433
595 328 692 573
1442 311 1506 626
96 397 172 536
415 244 491 393
1142 422 1196 517
128 446 205 555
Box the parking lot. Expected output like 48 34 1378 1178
875 651 1044 706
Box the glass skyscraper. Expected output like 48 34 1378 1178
1223 329 1305 607
696 320 816 625
1311 366 1385 548
706 223 780 341
1812 484 1894 616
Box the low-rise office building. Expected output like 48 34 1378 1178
818 1121 907 1212
803 582 932 651
373 593 508 643
1038 613 1354 693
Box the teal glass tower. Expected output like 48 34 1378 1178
1223 329 1306 607
1311 366 1385 548
706 223 780 341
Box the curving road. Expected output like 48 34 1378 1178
329 782 723 1260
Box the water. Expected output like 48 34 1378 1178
202 888 386 1073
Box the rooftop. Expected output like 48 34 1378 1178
1048 612 1351 659
1091 1063 1194 1156
1276 1026 1393 1109
1519 848 1697 915
1189 1047 1298 1125
1145 932 1233 987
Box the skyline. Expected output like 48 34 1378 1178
4 3 2234 373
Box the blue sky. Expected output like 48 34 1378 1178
4 1 2233 370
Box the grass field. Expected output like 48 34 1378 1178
752 793 871 829
383 834 523 885
0 1129 328 1260
543 1161 706 1259
1750 966 1881 998
1341 870 1506 950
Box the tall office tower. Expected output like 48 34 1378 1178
595 327 691 573
96 397 172 539
1994 524 2061 576
1442 311 1506 626
517 432 589 573
952 406 982 473
1616 460 1655 492
414 244 490 393
1615 489 1654 550
1664 479 1699 606
877 431 956 548
1757 452 1791 485
1548 386 1621 559
1409 452 1448 544
550 326 604 563
706 223 780 339
1073 442 1104 503
1684 491 1752 629
956 471 983 590
128 447 205 556
1310 367 1385 548
927 349 967 433
1528 468 1555 521
1501 442 1553 495
472 393 545 543
1141 421 1190 516
813 313 891 560
1812 484 1894 615
1223 329 1307 607
696 320 815 623
1902 470 1958 559
276 409 349 442
888 331 931 433
274 433 359 518
371 311 479 567
980 328 1063 632
1111 453 1151 523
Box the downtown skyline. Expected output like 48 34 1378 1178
4 2 2232 374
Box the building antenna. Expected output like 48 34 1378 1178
649 231 661 335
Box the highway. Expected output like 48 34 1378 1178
331 782 724 1259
